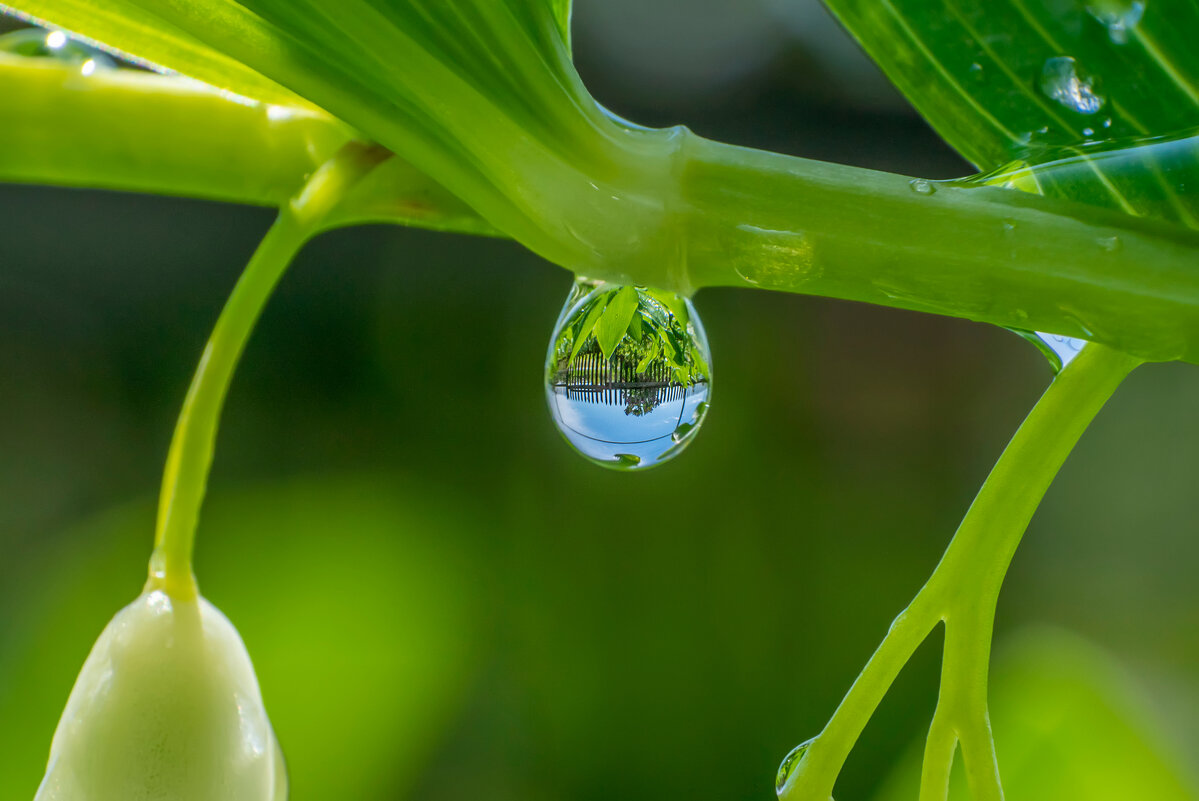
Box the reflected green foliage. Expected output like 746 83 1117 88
549 282 710 388
874 630 1199 801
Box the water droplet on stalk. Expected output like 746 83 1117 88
1040 56 1105 115
545 278 712 470
908 178 936 195
1087 0 1145 44
776 737 818 795
1010 330 1088 373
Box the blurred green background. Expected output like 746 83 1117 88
1 1 1197 799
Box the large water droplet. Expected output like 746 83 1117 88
1086 0 1145 44
546 279 712 470
775 737 817 795
1040 56 1105 115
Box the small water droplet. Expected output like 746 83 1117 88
1040 56 1105 115
1009 329 1088 374
776 737 817 795
546 279 712 470
969 62 985 82
1001 220 1017 237
0 28 116 70
908 178 936 196
1086 0 1145 44
1103 117 1113 128
1098 235 1123 252
1082 126 1095 137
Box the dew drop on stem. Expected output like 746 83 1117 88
775 737 818 795
545 278 712 470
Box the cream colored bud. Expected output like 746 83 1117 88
35 589 286 801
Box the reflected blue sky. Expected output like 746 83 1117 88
547 382 709 468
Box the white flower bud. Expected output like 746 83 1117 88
34 589 286 801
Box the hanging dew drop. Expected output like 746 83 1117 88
1009 329 1088 374
775 737 818 795
545 278 712 470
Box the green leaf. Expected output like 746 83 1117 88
595 285 639 360
628 308 643 342
823 0 1199 171
0 0 310 107
550 0 572 54
3 0 644 274
635 340 658 374
568 295 609 364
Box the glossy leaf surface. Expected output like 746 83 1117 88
0 0 307 107
822 0 1199 170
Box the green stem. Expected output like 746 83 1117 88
6 57 1199 360
778 343 1140 801
0 56 495 236
145 141 386 599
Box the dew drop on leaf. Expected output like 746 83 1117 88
775 736 818 795
908 178 936 195
1040 56 1105 115
545 278 712 470
0 28 116 71
1086 0 1145 44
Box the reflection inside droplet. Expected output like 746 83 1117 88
0 27 117 70
545 279 712 470
1086 0 1145 44
775 737 817 795
1010 329 1088 374
1040 56 1105 115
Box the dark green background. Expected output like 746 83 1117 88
1 2 1196 798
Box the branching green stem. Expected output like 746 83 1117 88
777 343 1141 801
145 141 387 599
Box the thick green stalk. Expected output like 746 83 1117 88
146 141 386 599
4 57 1198 361
0 55 495 235
674 136 1199 364
9 4 1199 364
778 344 1140 801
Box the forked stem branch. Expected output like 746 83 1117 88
777 343 1141 801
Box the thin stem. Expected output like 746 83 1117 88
919 705 957 801
779 343 1140 801
146 142 387 599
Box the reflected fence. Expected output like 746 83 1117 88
551 351 704 408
